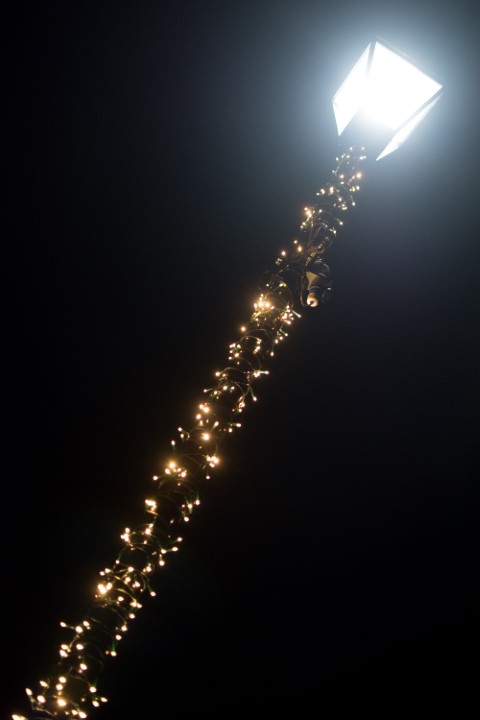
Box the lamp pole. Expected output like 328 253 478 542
15 41 441 720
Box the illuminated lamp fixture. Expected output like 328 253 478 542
303 39 443 306
332 38 443 160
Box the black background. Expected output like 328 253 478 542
3 1 479 717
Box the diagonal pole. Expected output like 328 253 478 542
16 145 366 720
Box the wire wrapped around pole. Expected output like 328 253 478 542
17 146 366 720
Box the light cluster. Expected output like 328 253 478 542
299 151 365 254
16 147 365 720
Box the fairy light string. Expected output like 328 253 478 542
16 146 365 720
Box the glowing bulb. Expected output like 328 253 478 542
332 40 442 159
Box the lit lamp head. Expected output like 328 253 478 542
332 39 443 160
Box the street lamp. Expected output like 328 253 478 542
16 40 442 720
333 38 443 160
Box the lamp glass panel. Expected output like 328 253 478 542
376 94 441 160
363 42 442 130
332 45 370 135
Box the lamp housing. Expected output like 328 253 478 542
332 39 442 160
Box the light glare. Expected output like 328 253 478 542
333 40 442 158
365 43 441 129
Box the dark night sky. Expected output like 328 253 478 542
3 1 479 717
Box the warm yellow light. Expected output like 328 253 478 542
15 183 309 720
